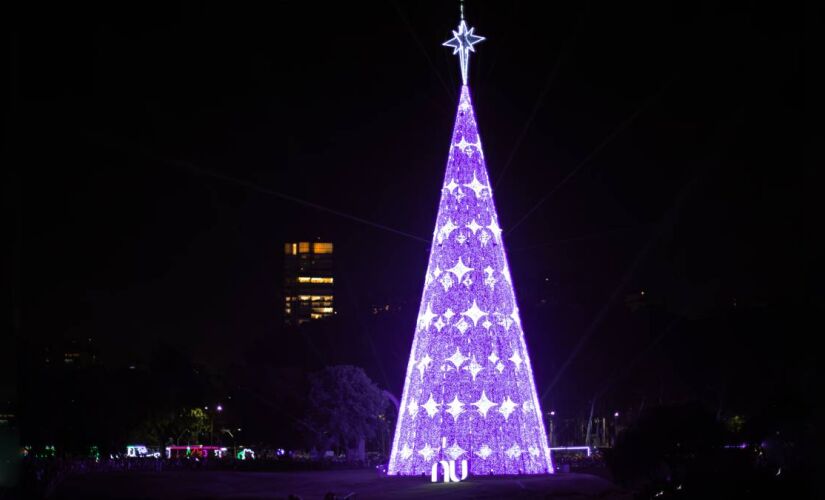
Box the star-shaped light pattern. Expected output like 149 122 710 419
476 445 493 459
418 443 438 462
462 300 487 326
400 443 414 460
472 390 498 418
421 395 441 418
509 351 523 371
499 396 518 421
443 20 485 85
417 304 437 331
464 171 489 199
466 355 483 381
437 219 458 244
445 442 467 460
506 444 523 459
446 347 469 369
447 256 474 283
466 219 482 234
510 306 523 331
487 218 503 243
446 395 465 421
388 84 553 475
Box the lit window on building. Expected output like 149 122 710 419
313 242 333 254
297 277 334 284
298 242 310 253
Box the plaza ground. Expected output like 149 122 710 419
55 469 632 499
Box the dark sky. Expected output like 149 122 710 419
8 2 806 412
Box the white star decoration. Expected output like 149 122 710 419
407 398 418 417
466 219 482 234
445 442 467 460
443 309 455 321
488 352 499 363
417 304 437 331
499 396 518 421
482 319 493 329
528 445 541 458
437 219 458 244
475 444 493 459
455 231 468 245
447 256 474 283
509 350 523 371
496 362 505 373
511 306 522 330
400 443 413 460
472 390 498 417
446 347 469 368
443 20 485 85
454 317 470 334
455 136 477 157
421 394 441 418
444 179 459 193
416 354 432 380
506 443 523 459
465 355 483 381
433 316 446 332
487 218 503 243
418 443 438 461
445 396 465 421
464 171 490 199
462 299 487 326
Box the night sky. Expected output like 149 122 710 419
7 2 807 415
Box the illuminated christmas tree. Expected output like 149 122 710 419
388 14 553 476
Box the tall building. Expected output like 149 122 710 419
283 241 334 325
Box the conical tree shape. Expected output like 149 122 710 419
388 86 553 476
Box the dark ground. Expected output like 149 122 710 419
54 469 631 499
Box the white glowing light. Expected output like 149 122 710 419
447 347 469 368
407 398 419 418
466 355 483 381
446 395 465 421
445 442 467 460
447 256 474 283
509 351 523 371
472 390 498 417
416 354 432 380
464 171 489 199
475 445 493 459
418 304 437 331
462 300 487 326
499 396 519 421
400 443 414 460
466 219 483 234
443 20 485 85
418 443 438 461
421 395 441 418
505 443 523 459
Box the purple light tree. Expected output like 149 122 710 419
388 17 553 477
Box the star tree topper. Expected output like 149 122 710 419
443 19 485 85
